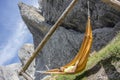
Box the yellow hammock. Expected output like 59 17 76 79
39 16 93 74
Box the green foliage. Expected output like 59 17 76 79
54 32 120 80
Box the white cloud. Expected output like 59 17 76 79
23 0 39 8
0 20 32 65
0 0 39 66
32 0 39 8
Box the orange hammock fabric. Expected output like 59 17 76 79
39 16 93 74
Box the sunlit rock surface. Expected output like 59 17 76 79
18 44 35 79
0 44 34 80
0 64 20 80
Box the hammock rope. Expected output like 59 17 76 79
37 0 93 75
38 16 92 75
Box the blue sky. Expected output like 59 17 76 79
0 0 39 66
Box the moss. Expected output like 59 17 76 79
54 32 120 80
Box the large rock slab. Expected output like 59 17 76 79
39 0 120 32
18 1 120 80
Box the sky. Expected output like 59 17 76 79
0 0 39 66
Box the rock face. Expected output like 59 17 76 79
18 44 35 79
39 0 120 32
0 64 20 80
0 44 34 80
18 0 120 80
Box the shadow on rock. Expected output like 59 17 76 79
75 56 120 80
